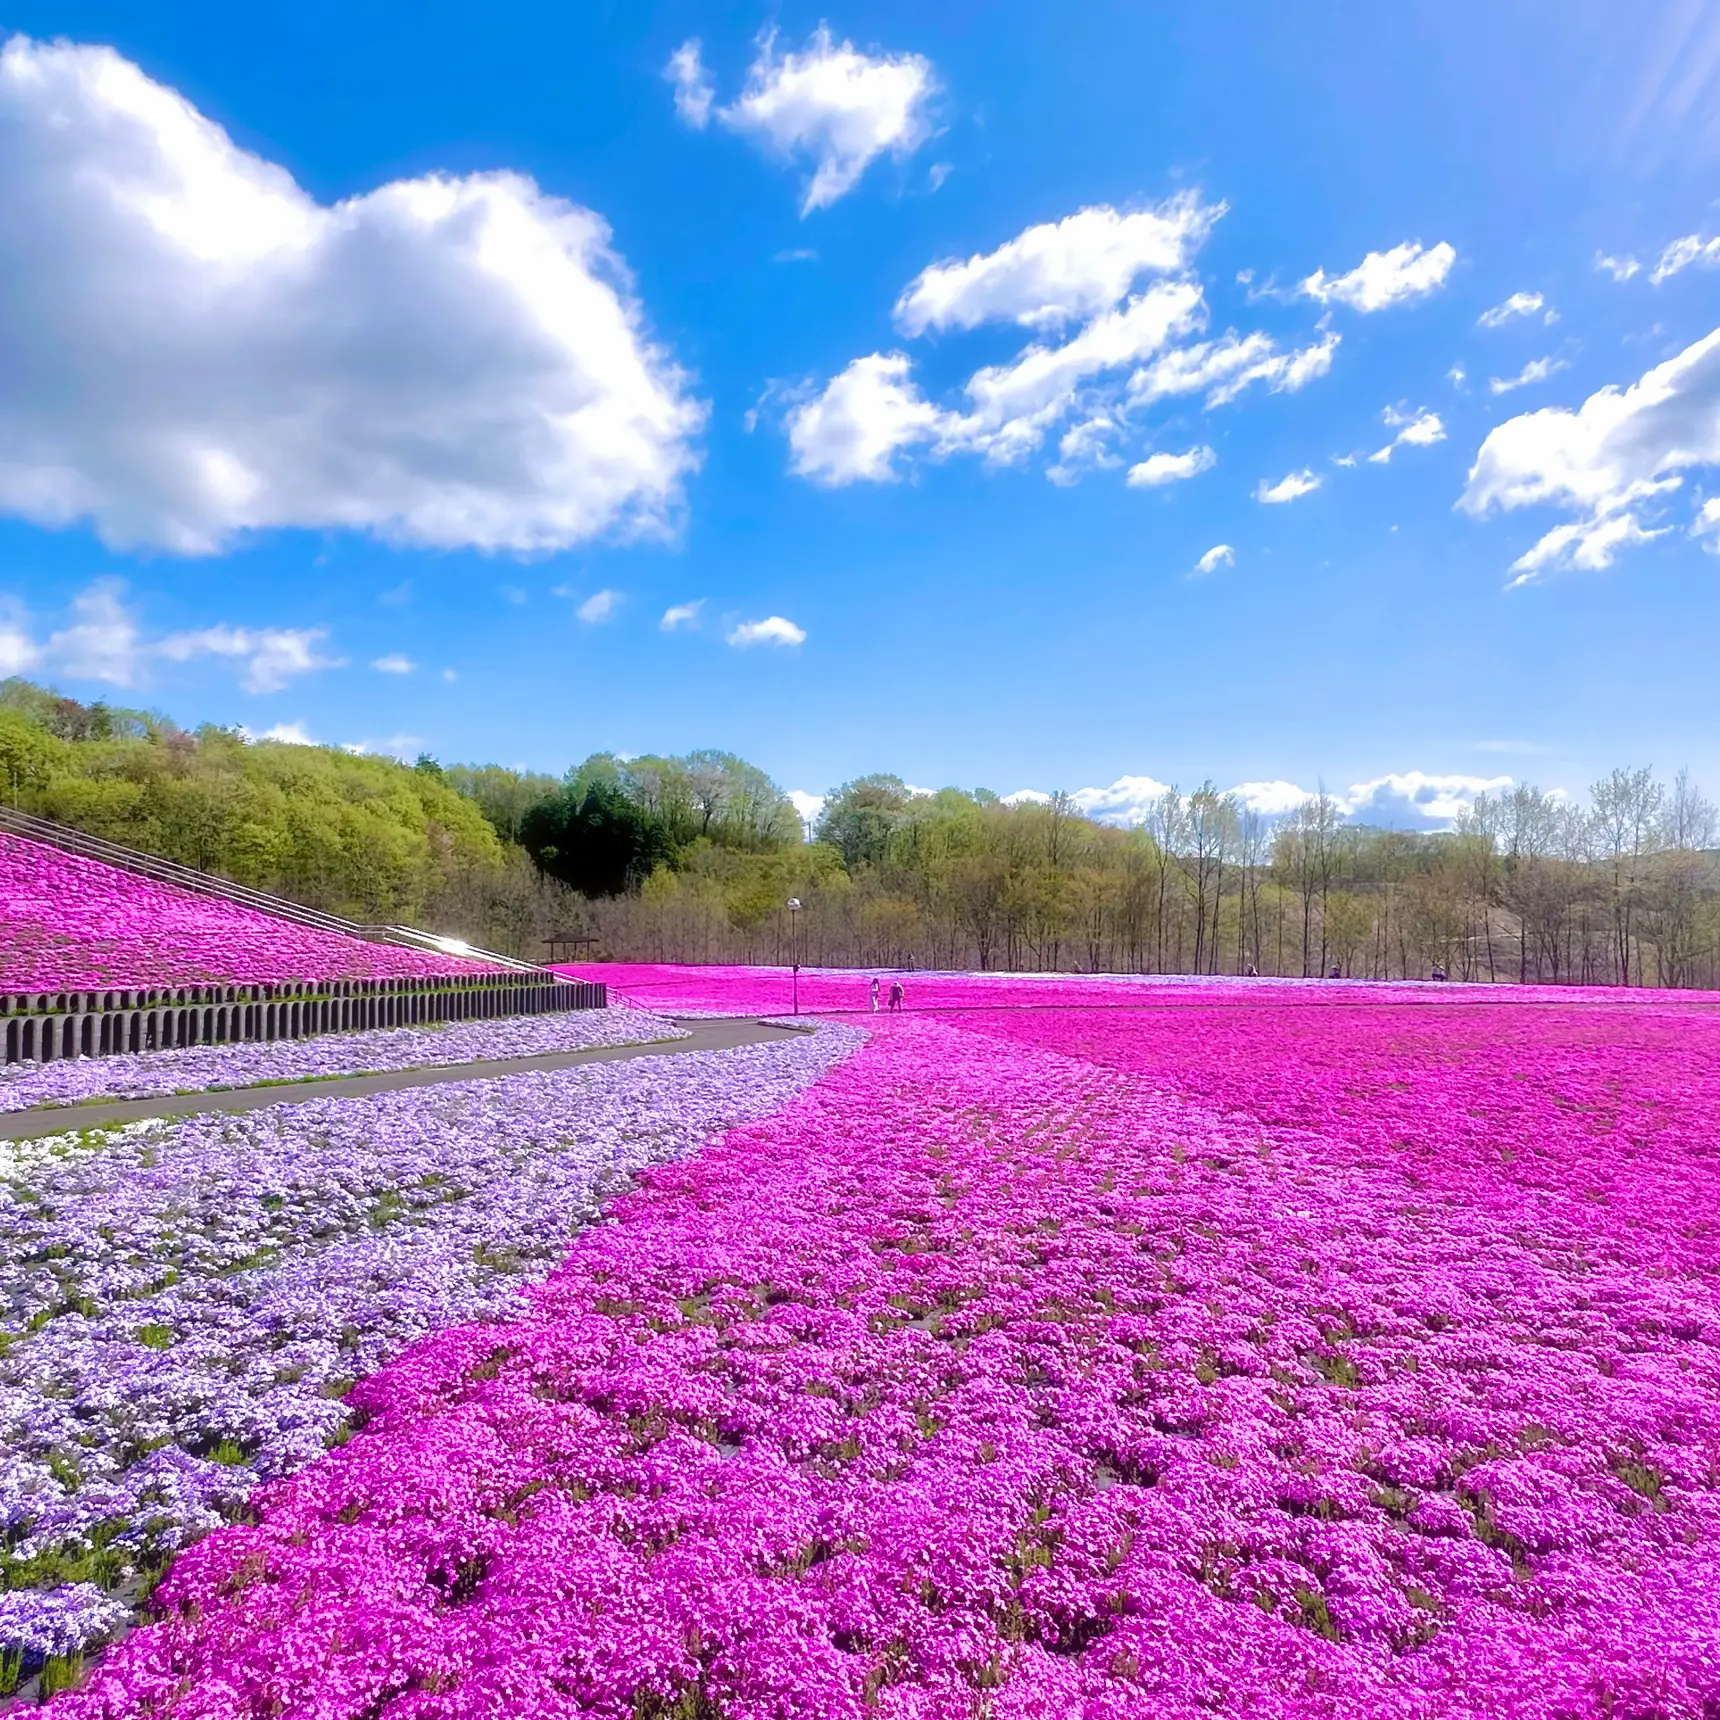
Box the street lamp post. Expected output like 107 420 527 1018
786 899 802 1013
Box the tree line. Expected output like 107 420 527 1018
2 677 1716 985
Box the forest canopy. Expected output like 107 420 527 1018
0 676 1716 986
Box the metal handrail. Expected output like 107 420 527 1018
0 806 542 972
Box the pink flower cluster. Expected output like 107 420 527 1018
49 972 1720 1718
0 835 501 989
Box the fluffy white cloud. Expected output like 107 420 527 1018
1128 329 1339 409
1339 772 1512 826
1651 234 1720 284
15 579 340 692
11 580 344 692
0 37 703 555
1461 325 1720 580
1695 496 1720 548
575 589 621 624
727 615 806 647
1300 240 1456 312
1047 770 1513 831
1193 543 1235 576
786 353 945 484
788 789 825 825
1595 252 1641 282
952 282 1204 461
1477 291 1551 328
343 734 425 761
246 722 316 746
371 654 414 674
156 623 341 693
1068 775 1174 823
1256 469 1322 504
0 604 36 676
893 195 1222 335
664 39 715 127
1368 406 1446 463
1488 356 1569 395
716 27 936 215
789 192 1343 489
1127 445 1216 487
660 600 704 630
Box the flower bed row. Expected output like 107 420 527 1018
40 991 1720 1719
0 1023 862 1694
0 835 504 989
0 1005 684 1113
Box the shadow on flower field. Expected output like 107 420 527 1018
17 971 1720 1718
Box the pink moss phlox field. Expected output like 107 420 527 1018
0 834 505 988
50 988 1720 1720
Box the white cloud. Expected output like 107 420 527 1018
371 653 414 674
43 581 144 685
1340 771 1512 826
790 194 1339 490
0 37 703 555
1449 362 1469 389
1488 355 1570 395
717 26 936 215
1256 469 1322 504
1070 775 1174 823
16 579 341 692
1011 768 1516 832
157 623 341 694
664 38 715 128
786 353 945 484
499 585 528 605
1300 240 1456 312
1129 328 1339 410
245 721 316 746
893 195 1222 335
727 615 806 647
1461 325 1720 581
1696 496 1720 548
788 789 825 825
660 600 704 630
1368 406 1446 463
1477 291 1550 328
0 603 37 676
1127 445 1216 487
1193 543 1235 576
1046 414 1123 486
951 281 1205 462
575 589 621 624
1651 234 1720 284
342 734 425 761
440 668 458 683
1595 252 1641 282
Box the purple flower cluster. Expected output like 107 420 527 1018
0 1024 863 1675
0 1005 685 1113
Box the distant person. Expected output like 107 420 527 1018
1246 964 1259 978
888 979 904 1013
1328 965 1342 980
869 976 880 1012
1431 963 1448 982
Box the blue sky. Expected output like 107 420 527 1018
1 0 1719 828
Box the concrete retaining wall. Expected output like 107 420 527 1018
0 975 607 1066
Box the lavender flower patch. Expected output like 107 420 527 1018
0 1024 862 1676
0 1004 686 1114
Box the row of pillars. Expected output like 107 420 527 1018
2 978 607 1066
0 975 537 1017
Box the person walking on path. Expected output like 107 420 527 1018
869 976 880 1012
888 979 904 1013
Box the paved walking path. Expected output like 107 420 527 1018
0 1017 806 1141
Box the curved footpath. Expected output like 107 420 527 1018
0 1017 807 1141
